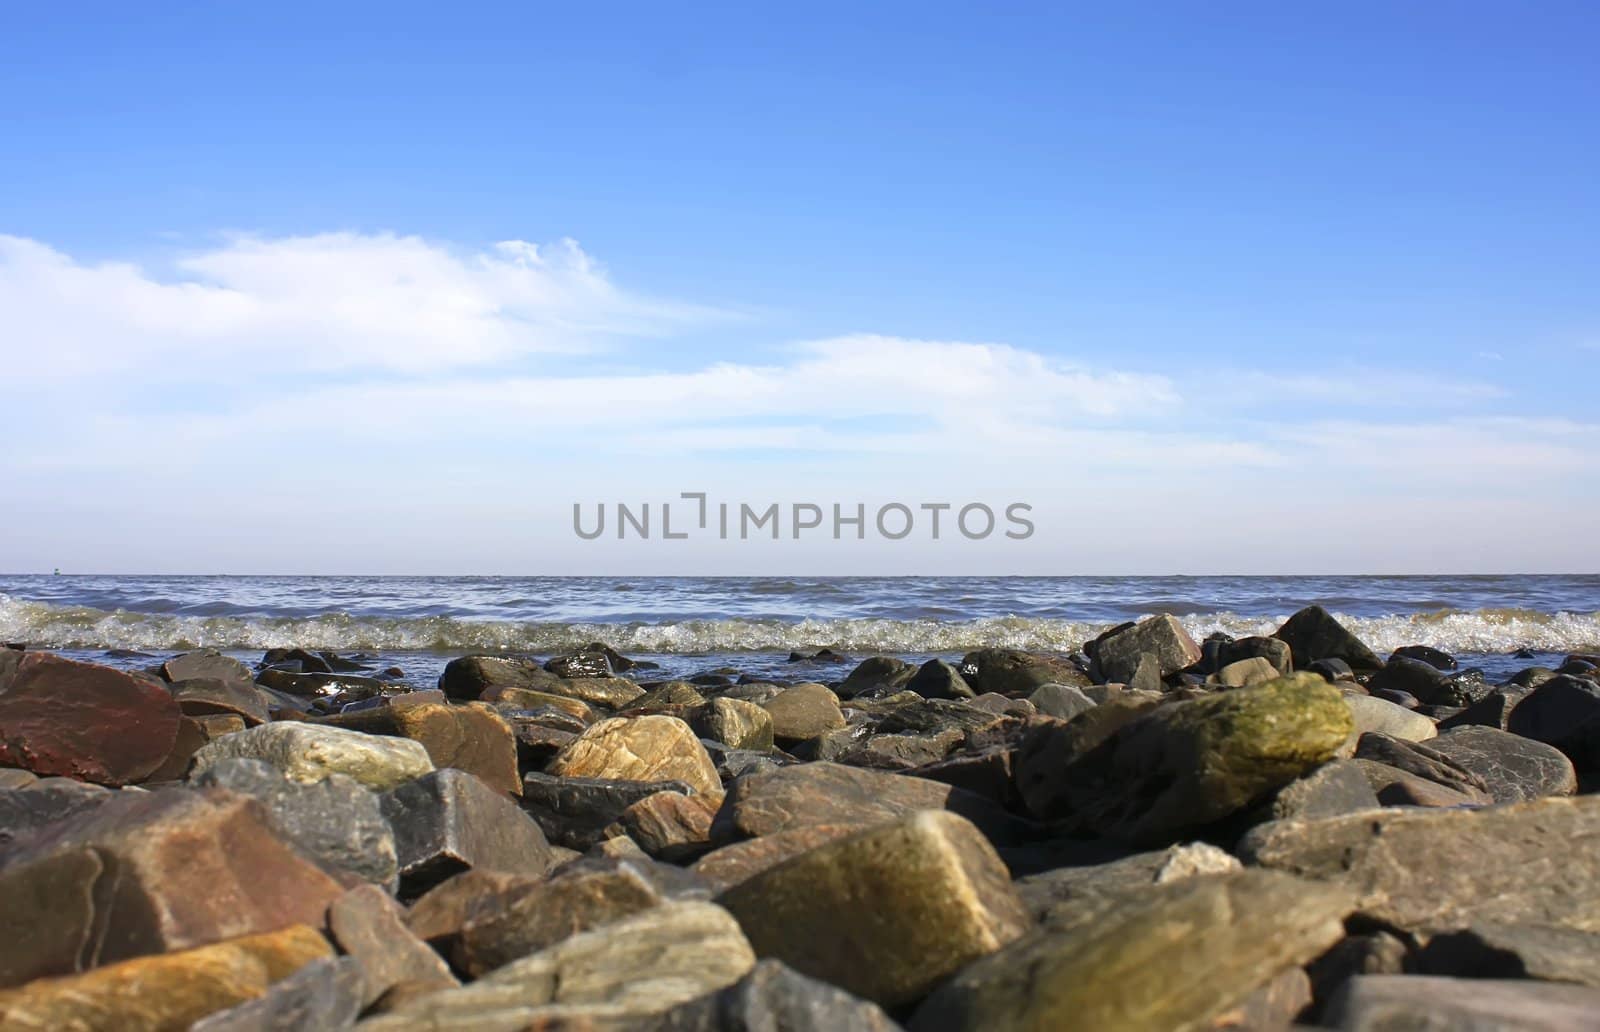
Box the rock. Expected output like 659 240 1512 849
1343 693 1437 741
690 824 864 893
1358 759 1484 807
711 762 1026 847
192 956 364 1031
0 654 181 785
192 758 398 888
1089 614 1202 684
0 925 332 1031
1352 732 1493 802
357 902 754 1028
839 657 915 699
630 681 708 711
1506 674 1600 768
1023 674 1353 843
1014 843 1240 921
760 683 847 742
692 697 775 752
1308 657 1356 683
0 778 113 856
192 722 434 791
485 687 598 723
545 650 613 679
548 715 722 799
261 648 334 673
1207 967 1311 1032
1367 655 1475 707
450 859 667 977
170 677 270 726
3 788 353 962
651 958 900 1031
1419 922 1600 986
1212 636 1294 677
907 747 1017 810
905 659 976 700
909 869 1353 1032
163 649 254 685
1321 974 1600 1031
318 701 520 796
968 692 1035 717
327 884 457 1006
1240 795 1600 933
1307 931 1410 1001
1426 725 1578 802
254 668 392 701
1027 683 1097 721
520 770 702 851
1269 759 1381 821
958 649 1089 695
0 847 107 986
382 769 561 895
837 729 964 771
719 811 1028 1007
617 790 717 860
1272 605 1381 671
405 869 543 949
439 655 564 701
544 676 648 710
1439 686 1530 731
1392 644 1457 670
1206 657 1279 688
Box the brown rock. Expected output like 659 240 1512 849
170 677 269 726
0 654 181 785
404 868 545 949
481 686 598 723
144 715 210 782
616 790 717 860
693 697 776 752
0 847 106 987
327 884 457 1007
690 825 866 893
0 924 331 1031
760 683 847 743
320 701 521 796
548 715 722 799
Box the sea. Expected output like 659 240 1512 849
1 574 1596 686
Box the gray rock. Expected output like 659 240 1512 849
1269 759 1381 821
1213 636 1294 676
1352 732 1492 801
520 771 700 851
1427 725 1577 803
191 956 364 1031
957 649 1089 695
0 780 112 857
162 649 254 686
328 884 457 1006
1367 655 1474 707
838 657 915 699
1419 922 1600 986
1506 675 1600 768
1344 693 1437 741
1089 615 1201 684
1271 605 1381 671
382 768 561 896
905 659 976 700
438 655 565 701
169 677 270 726
192 758 398 888
650 959 901 1031
1322 974 1600 1031
1013 842 1240 922
1207 656 1279 688
1026 683 1097 721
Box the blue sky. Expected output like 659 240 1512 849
1 2 1597 574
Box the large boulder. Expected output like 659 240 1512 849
719 811 1029 1007
548 715 722 799
381 769 561 896
909 869 1353 1032
1271 605 1381 671
0 925 332 1031
1019 674 1353 843
1088 615 1202 684
1426 725 1577 802
1240 795 1600 934
0 654 180 785
192 722 433 791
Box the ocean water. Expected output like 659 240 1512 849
1 574 1596 685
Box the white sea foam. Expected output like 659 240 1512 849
1 593 1595 656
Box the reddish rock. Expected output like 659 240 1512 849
0 654 180 785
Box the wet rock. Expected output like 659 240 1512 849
903 659 976 700
1353 732 1493 802
190 955 364 1031
1367 655 1476 707
1307 657 1356 683
1418 922 1600 986
1022 674 1353 843
1212 636 1294 677
1207 656 1279 688
630 681 708 711
690 824 865 893
790 648 849 664
548 714 722 799
0 654 180 785
327 884 457 1006
1439 685 1530 731
1089 614 1202 684
909 869 1353 1032
163 649 254 686
1343 692 1437 741
720 811 1028 1007
382 768 560 895
545 676 648 710
4 788 353 961
545 650 613 679
261 647 335 674
1240 795 1600 933
255 667 392 701
653 957 901 1032
193 758 398 888
520 771 700 850
761 683 847 743
484 686 598 723
1505 674 1600 768
0 925 332 1031
193 721 433 791
838 656 916 699
1392 644 1457 670
358 901 754 1029
616 790 717 861
1268 759 1381 821
959 648 1090 695
451 860 667 977
711 761 1025 847
1321 974 1600 1031
1272 605 1381 671
1027 683 1097 720
171 677 270 726
692 697 775 752
318 700 520 796
1426 724 1577 802
438 655 565 701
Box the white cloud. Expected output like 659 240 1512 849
0 232 720 378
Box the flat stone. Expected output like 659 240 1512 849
1240 795 1600 933
909 870 1353 1032
959 649 1090 694
358 901 755 1029
719 811 1029 1007
651 958 900 1031
1358 759 1486 807
629 682 707 711
1090 614 1202 684
0 924 332 1031
3 788 353 963
548 715 722 799
191 955 365 1031
163 649 255 686
692 697 775 752
520 770 701 850
761 683 847 742
171 677 270 726
1353 732 1493 802
381 768 560 896
616 790 716 861
1343 693 1437 741
327 884 457 1006
837 728 964 771
193 758 399 888
0 654 181 785
1322 974 1600 1031
486 688 598 724
691 824 866 893
193 722 434 791
319 701 520 796
1271 605 1382 671
1426 725 1577 802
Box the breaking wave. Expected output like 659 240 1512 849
1 593 1596 657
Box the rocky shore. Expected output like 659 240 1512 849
2 605 1599 1029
